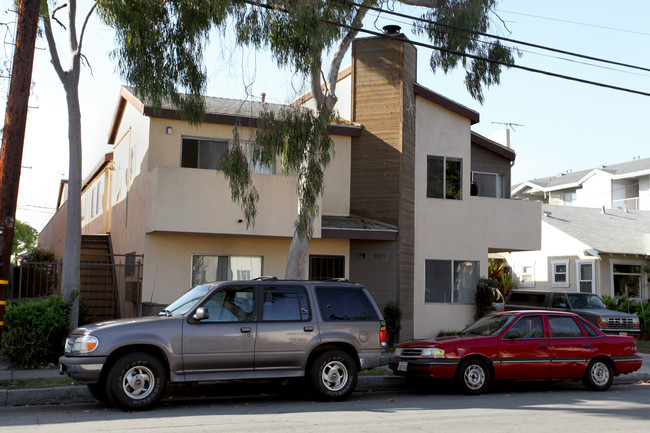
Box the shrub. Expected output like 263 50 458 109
0 295 71 369
474 278 498 320
383 301 401 346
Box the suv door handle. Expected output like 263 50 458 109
304 326 314 332
240 327 252 333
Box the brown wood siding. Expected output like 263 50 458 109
350 35 417 341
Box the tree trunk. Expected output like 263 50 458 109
284 208 316 279
61 80 82 329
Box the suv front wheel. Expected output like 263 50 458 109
309 350 358 401
106 352 167 411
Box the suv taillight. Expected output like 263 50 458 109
380 325 387 347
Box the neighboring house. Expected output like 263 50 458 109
39 29 541 340
498 204 650 300
512 157 650 211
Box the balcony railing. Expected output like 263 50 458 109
612 197 639 211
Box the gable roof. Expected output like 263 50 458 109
413 83 479 125
108 87 362 144
471 132 515 162
513 157 650 195
542 204 650 256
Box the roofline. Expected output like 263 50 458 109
81 152 114 194
291 65 352 107
414 83 480 124
471 131 515 161
321 227 398 241
108 87 143 145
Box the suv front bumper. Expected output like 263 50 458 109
59 355 107 384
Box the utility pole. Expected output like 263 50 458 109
0 0 41 339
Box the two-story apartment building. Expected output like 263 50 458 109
512 158 650 211
40 30 541 340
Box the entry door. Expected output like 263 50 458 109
181 285 257 380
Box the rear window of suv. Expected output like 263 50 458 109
316 287 380 321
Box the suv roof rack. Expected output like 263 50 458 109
253 276 278 281
327 278 352 283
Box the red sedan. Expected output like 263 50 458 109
389 311 642 394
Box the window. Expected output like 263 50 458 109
548 316 583 338
504 315 544 339
425 260 479 304
576 261 594 293
309 255 345 281
181 137 275 174
471 172 504 198
612 263 642 298
262 286 310 321
200 286 255 322
551 260 569 288
191 255 262 286
427 156 462 200
520 264 535 287
316 287 380 321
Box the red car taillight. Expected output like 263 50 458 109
380 325 387 347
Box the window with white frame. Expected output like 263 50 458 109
191 255 262 286
520 264 535 287
471 172 505 198
551 260 570 288
427 156 462 200
576 260 595 293
425 259 479 304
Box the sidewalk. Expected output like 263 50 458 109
2 353 649 407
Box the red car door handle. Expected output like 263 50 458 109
583 344 591 348
538 344 549 348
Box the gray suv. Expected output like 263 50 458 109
59 279 388 410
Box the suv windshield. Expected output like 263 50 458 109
567 294 606 310
459 314 515 336
160 284 213 316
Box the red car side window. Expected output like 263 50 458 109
548 316 583 338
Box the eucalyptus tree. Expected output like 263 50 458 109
41 0 98 328
99 0 514 279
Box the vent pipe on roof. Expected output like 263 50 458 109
383 25 401 35
601 205 606 214
261 93 266 103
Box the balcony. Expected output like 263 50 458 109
612 197 639 211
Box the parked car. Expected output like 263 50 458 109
505 290 640 336
59 279 389 410
389 311 642 394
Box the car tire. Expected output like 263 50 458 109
309 350 358 401
106 352 167 411
456 359 490 395
87 382 109 404
583 359 613 391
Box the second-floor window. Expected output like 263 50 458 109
181 137 275 174
427 156 462 200
471 172 505 198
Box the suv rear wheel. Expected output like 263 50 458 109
106 352 167 411
309 350 358 401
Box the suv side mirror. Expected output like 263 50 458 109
194 307 209 321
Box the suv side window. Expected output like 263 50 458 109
316 287 380 321
262 286 311 321
551 294 568 308
201 286 255 322
548 316 583 338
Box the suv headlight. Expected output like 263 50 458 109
65 335 99 354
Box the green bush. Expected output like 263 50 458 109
1 295 71 369
474 278 498 320
383 301 401 346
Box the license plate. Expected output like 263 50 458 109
619 332 628 336
398 361 408 372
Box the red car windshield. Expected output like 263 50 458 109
459 314 516 336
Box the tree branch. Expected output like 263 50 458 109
42 6 65 79
77 2 98 55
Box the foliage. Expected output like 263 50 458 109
436 329 459 337
20 247 58 263
0 295 72 369
383 301 402 346
474 278 497 320
12 220 38 263
488 259 515 296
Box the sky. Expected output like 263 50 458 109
4 0 650 232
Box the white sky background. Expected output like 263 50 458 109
4 0 650 232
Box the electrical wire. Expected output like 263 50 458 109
242 1 650 97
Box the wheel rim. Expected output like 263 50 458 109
321 360 348 392
122 365 155 400
463 364 486 391
590 361 610 387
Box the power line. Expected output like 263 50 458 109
333 0 650 74
243 1 650 97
